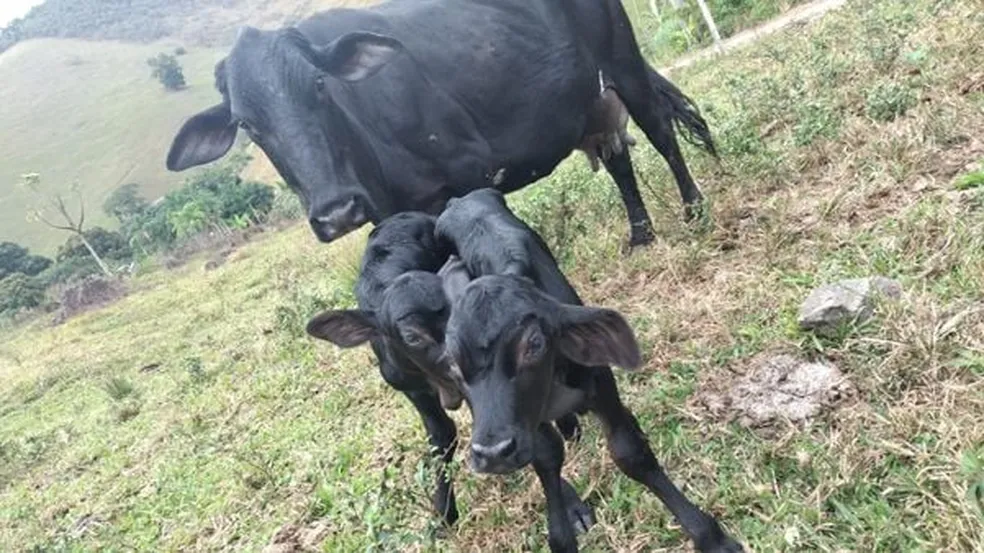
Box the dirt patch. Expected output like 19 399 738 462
696 354 853 433
51 276 128 325
262 521 331 553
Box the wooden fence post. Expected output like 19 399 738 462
693 0 724 51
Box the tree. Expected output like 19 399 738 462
147 53 185 91
0 273 45 315
21 173 113 277
0 241 52 280
57 228 132 265
103 183 149 226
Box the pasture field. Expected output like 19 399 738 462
2 0 984 551
0 38 225 253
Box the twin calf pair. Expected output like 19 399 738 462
306 189 742 553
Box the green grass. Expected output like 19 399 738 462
2 0 984 551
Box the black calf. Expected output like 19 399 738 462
445 275 743 552
305 211 584 527
306 212 462 524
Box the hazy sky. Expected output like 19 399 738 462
0 0 45 27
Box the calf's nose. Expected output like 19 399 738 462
470 438 517 473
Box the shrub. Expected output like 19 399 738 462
124 162 275 253
865 80 916 122
147 53 185 90
0 274 46 315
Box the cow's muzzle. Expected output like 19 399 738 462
309 196 371 243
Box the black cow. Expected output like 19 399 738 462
445 275 743 552
304 212 584 527
165 0 716 247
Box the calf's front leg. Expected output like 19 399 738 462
403 389 459 526
532 424 580 553
589 369 743 553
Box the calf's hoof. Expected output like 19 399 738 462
683 200 709 224
695 524 744 553
625 223 655 253
560 481 595 535
555 414 582 442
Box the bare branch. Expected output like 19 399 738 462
76 188 86 230
34 210 79 233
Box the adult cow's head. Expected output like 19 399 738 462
445 275 642 474
166 25 404 243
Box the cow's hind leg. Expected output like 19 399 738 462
601 148 656 247
588 369 742 552
403 389 460 526
614 79 705 222
603 3 710 222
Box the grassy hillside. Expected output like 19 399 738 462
0 38 225 253
2 0 983 551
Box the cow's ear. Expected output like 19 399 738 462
287 28 403 82
306 309 379 347
166 103 237 171
557 305 641 370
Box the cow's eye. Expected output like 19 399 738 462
315 76 326 93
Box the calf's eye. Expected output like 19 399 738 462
518 325 547 366
401 328 427 348
315 76 326 93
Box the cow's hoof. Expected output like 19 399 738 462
555 414 582 442
560 481 595 535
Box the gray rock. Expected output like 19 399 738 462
798 276 901 333
698 354 852 430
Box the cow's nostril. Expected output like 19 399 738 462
472 437 517 460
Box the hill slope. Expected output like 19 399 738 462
0 38 225 252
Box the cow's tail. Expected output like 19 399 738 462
647 68 718 158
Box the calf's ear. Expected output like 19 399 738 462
306 309 379 347
557 305 642 370
285 27 404 82
167 103 237 171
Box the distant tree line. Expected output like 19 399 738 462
0 0 220 53
1 153 292 320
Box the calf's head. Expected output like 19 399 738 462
306 270 463 408
445 275 642 474
166 25 405 243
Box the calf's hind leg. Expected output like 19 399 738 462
589 369 743 552
403 389 460 526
